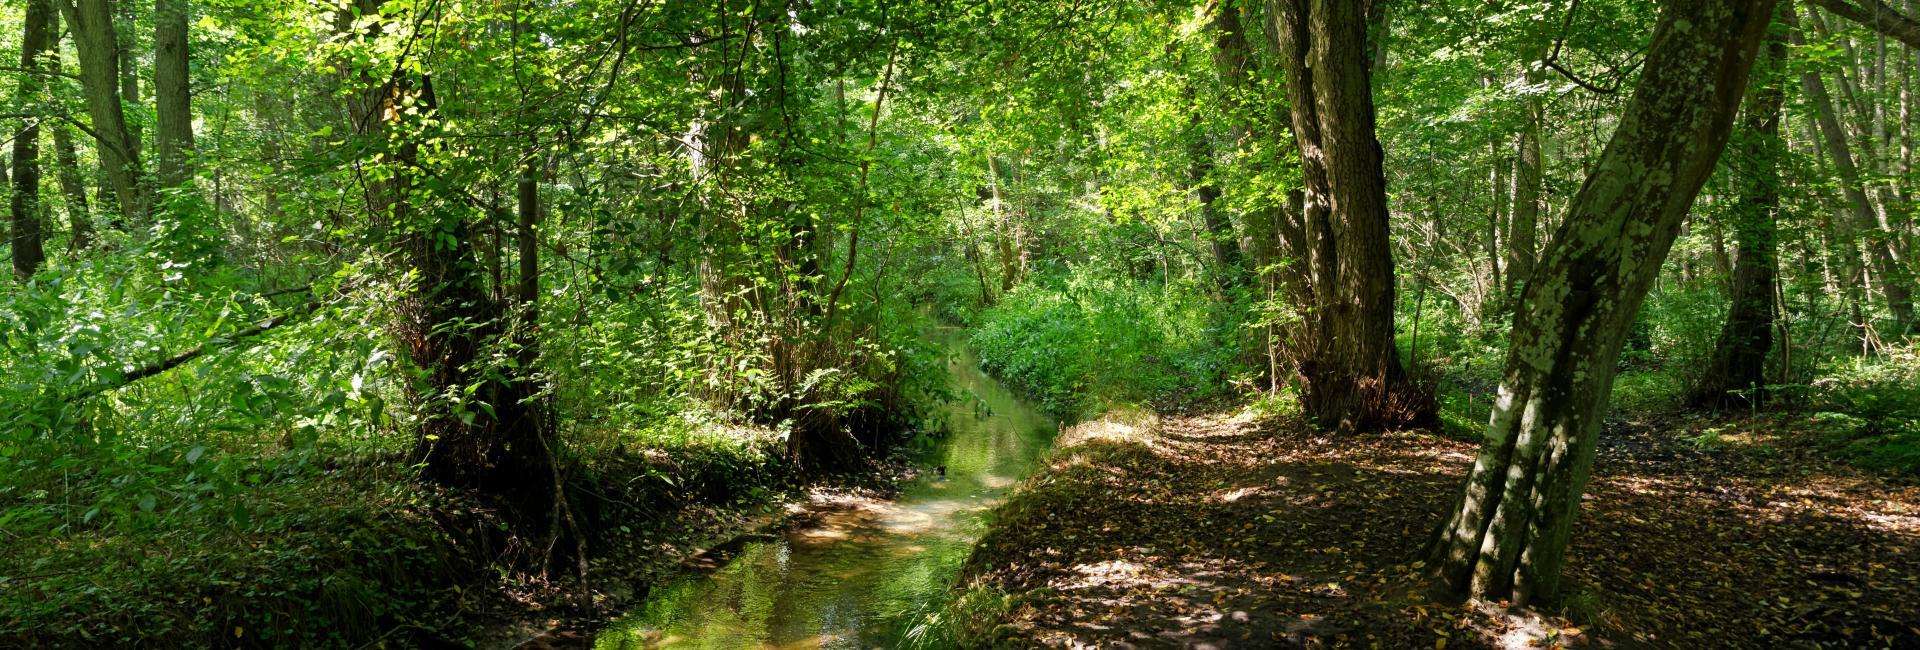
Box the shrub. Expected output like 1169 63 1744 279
970 267 1240 419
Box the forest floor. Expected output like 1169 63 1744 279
952 407 1920 648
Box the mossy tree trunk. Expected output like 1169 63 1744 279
1431 0 1777 606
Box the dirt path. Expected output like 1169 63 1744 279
953 410 1920 648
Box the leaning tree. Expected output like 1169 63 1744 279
1430 0 1780 605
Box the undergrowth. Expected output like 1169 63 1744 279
968 267 1244 420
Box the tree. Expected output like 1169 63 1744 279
1793 6 1915 333
58 0 148 224
1692 22 1788 409
1272 0 1434 432
336 0 560 545
154 0 196 191
46 20 95 251
11 0 54 278
1211 0 1304 391
1180 50 1245 292
1507 56 1546 301
1430 0 1778 605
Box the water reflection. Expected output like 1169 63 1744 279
594 333 1055 649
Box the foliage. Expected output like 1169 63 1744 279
971 267 1243 419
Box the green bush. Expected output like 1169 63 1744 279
970 267 1240 419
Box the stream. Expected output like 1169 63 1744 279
591 333 1056 649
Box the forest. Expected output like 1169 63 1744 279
2 0 1918 646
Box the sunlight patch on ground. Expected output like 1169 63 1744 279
1057 407 1159 449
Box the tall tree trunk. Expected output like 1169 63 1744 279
1804 109 1878 349
11 0 53 278
46 28 94 252
988 156 1019 293
1692 26 1787 409
338 0 558 542
1794 8 1916 331
154 0 195 191
515 157 540 311
58 0 146 224
1213 0 1303 390
1509 59 1545 300
1273 0 1434 432
1431 0 1776 606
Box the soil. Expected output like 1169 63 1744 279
954 409 1920 648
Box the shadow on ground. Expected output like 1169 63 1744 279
955 410 1920 648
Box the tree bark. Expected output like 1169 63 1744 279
1485 114 1509 312
154 0 195 191
11 0 53 278
1692 25 1787 409
1431 0 1777 606
57 0 147 224
52 124 92 251
1794 7 1916 331
1273 0 1433 432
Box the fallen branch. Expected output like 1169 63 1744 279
64 294 320 404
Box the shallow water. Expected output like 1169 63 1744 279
592 334 1055 649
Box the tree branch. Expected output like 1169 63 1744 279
1807 0 1920 50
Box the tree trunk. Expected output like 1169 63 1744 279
1794 8 1916 331
1692 26 1786 409
1485 76 1509 310
52 124 93 251
58 0 147 224
1431 0 1776 606
1212 0 1303 390
1274 0 1433 432
988 156 1020 293
516 157 540 311
46 27 94 252
154 0 195 192
1509 58 1545 300
338 0 557 540
11 0 53 278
